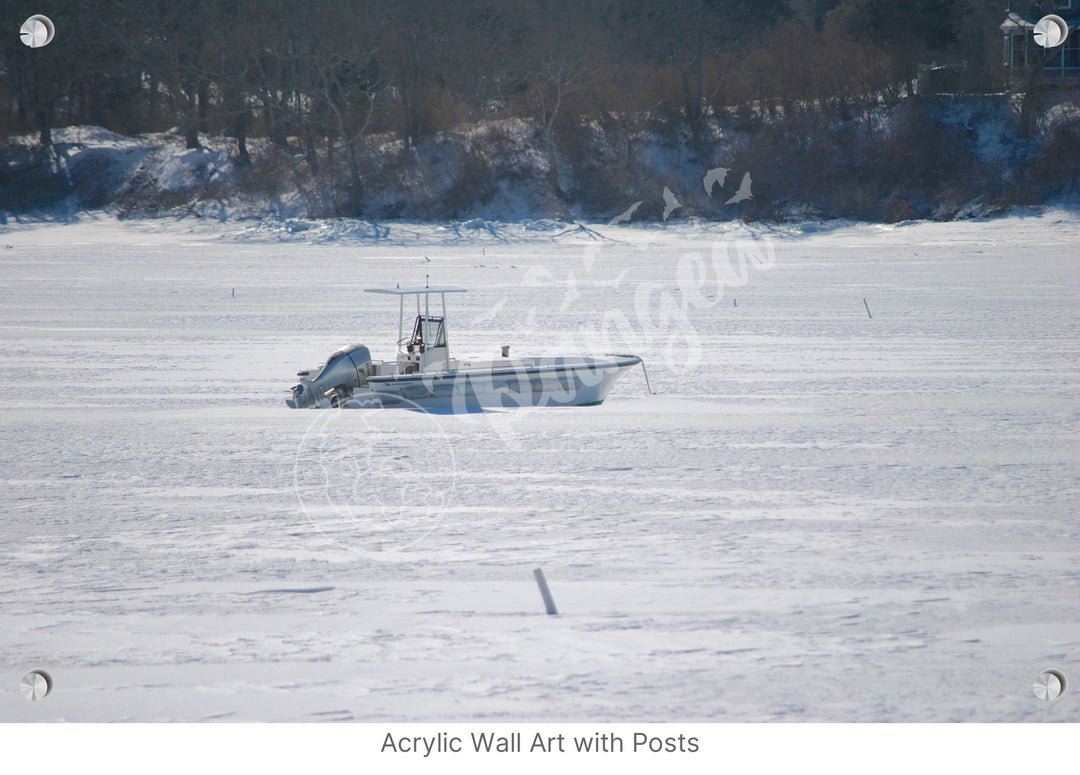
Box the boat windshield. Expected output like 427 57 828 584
410 315 446 347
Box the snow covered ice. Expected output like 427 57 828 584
1 212 1078 721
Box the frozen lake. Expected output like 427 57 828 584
1 212 1078 721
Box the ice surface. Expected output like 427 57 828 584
1 212 1078 721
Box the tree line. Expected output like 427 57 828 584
1 1 1009 206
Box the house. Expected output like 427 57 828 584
1001 3 1080 85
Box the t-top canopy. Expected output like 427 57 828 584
366 286 467 295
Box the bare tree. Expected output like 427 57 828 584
380 0 451 147
105 0 222 149
514 0 610 199
824 0 961 98
243 0 326 170
309 42 382 199
437 0 524 119
0 0 106 147
611 0 786 147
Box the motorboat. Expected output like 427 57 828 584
285 284 644 410
285 284 643 410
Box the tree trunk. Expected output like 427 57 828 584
545 131 559 196
1018 88 1039 140
197 79 211 134
235 110 250 165
344 138 364 205
680 60 706 150
37 107 53 149
1017 49 1057 140
184 116 201 149
67 83 77 122
91 75 107 127
148 74 161 129
302 122 319 174
268 101 289 148
401 79 419 148
224 80 250 164
17 93 28 131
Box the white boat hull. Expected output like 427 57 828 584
364 355 641 410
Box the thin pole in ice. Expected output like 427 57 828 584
640 359 655 395
863 298 873 319
533 568 559 616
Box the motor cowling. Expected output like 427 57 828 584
286 344 372 408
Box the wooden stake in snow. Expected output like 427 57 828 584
533 568 558 616
863 298 872 319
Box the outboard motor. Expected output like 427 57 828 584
286 344 373 408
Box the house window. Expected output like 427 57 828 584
1010 34 1029 68
1065 32 1080 69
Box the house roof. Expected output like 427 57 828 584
1000 11 1031 32
1001 10 1079 34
